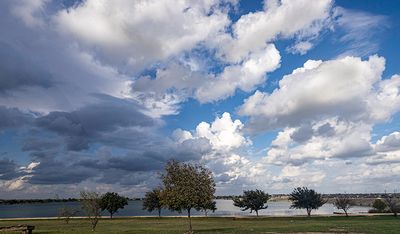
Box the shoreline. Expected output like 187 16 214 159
0 213 392 221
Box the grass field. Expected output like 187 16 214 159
0 216 399 233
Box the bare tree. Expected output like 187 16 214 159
58 206 78 224
80 191 102 231
333 195 354 217
384 193 400 217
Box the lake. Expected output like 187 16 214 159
0 200 370 218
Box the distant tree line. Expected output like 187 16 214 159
0 198 79 205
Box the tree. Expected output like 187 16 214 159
58 206 78 224
383 194 400 217
143 188 163 217
333 195 354 217
372 199 387 212
99 192 128 219
162 160 215 233
80 191 102 231
289 187 326 217
233 190 270 217
201 200 217 216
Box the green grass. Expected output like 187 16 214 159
0 216 399 233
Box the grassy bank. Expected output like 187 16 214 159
0 216 399 233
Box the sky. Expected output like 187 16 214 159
0 0 400 199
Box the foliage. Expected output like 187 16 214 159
289 187 326 216
201 200 217 216
233 190 270 216
161 160 216 233
383 194 400 217
333 195 355 216
143 188 163 217
372 199 387 212
80 191 102 231
58 206 78 224
100 192 128 218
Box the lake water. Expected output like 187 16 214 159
0 200 370 218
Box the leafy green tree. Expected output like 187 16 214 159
333 195 354 217
100 192 129 218
162 160 215 233
289 187 326 217
143 188 163 217
233 190 270 216
372 199 387 212
201 200 217 216
80 191 102 231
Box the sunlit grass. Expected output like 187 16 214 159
0 216 399 233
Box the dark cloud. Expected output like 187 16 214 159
245 97 368 133
35 95 155 150
0 106 32 130
29 150 58 160
76 152 164 173
95 170 158 186
96 128 164 151
177 138 212 160
334 141 374 159
0 42 54 93
215 173 233 183
22 138 60 151
28 159 96 185
290 125 314 143
317 123 335 137
0 158 21 180
19 134 211 186
71 138 211 177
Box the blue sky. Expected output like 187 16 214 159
0 0 399 198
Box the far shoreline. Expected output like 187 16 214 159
0 212 393 221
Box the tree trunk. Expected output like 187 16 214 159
110 212 113 219
158 208 161 218
307 208 311 217
344 210 348 217
256 210 259 217
91 220 97 232
187 208 192 233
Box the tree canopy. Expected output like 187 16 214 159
99 192 128 218
162 160 215 233
289 187 326 216
143 188 163 217
233 189 270 216
372 199 387 212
